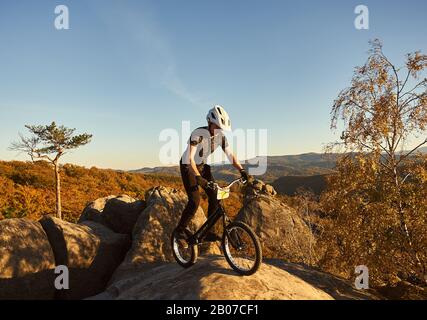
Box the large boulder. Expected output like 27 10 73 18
111 186 220 282
78 195 146 235
237 180 314 261
0 218 56 300
39 216 131 299
90 256 377 300
78 195 115 226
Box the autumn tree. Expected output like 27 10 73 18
10 122 92 219
323 40 427 284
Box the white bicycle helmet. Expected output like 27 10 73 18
206 105 232 131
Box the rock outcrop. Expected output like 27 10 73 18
247 179 278 197
39 216 131 299
0 219 56 300
78 195 146 235
1 186 381 301
111 187 220 282
90 256 376 300
237 180 314 261
91 185 375 301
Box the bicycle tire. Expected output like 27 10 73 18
171 232 198 268
222 221 262 276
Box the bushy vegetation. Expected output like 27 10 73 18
319 40 427 288
0 161 177 222
0 160 243 223
319 154 427 287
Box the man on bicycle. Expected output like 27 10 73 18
175 105 252 242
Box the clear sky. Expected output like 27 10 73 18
0 0 426 169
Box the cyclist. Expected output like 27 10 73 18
175 105 252 242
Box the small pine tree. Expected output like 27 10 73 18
10 122 92 219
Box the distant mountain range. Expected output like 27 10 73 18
132 148 427 196
131 153 338 195
131 153 339 180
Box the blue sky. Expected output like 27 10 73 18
0 0 426 169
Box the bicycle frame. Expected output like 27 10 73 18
188 206 226 245
187 178 243 245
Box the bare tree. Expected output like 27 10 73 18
330 39 427 279
10 122 92 219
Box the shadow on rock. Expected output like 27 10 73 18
40 216 131 299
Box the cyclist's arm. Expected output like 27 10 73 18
223 145 244 172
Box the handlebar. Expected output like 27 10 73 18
208 177 247 191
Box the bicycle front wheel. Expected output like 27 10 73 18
222 221 262 276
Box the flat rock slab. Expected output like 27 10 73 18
96 256 336 300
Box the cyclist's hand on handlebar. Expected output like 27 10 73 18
240 169 254 184
207 181 217 190
196 175 209 189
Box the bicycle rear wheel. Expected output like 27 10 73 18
171 230 198 268
222 221 262 276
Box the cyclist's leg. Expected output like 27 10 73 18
200 165 222 241
201 164 219 217
176 163 200 235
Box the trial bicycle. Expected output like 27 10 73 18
171 178 262 276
